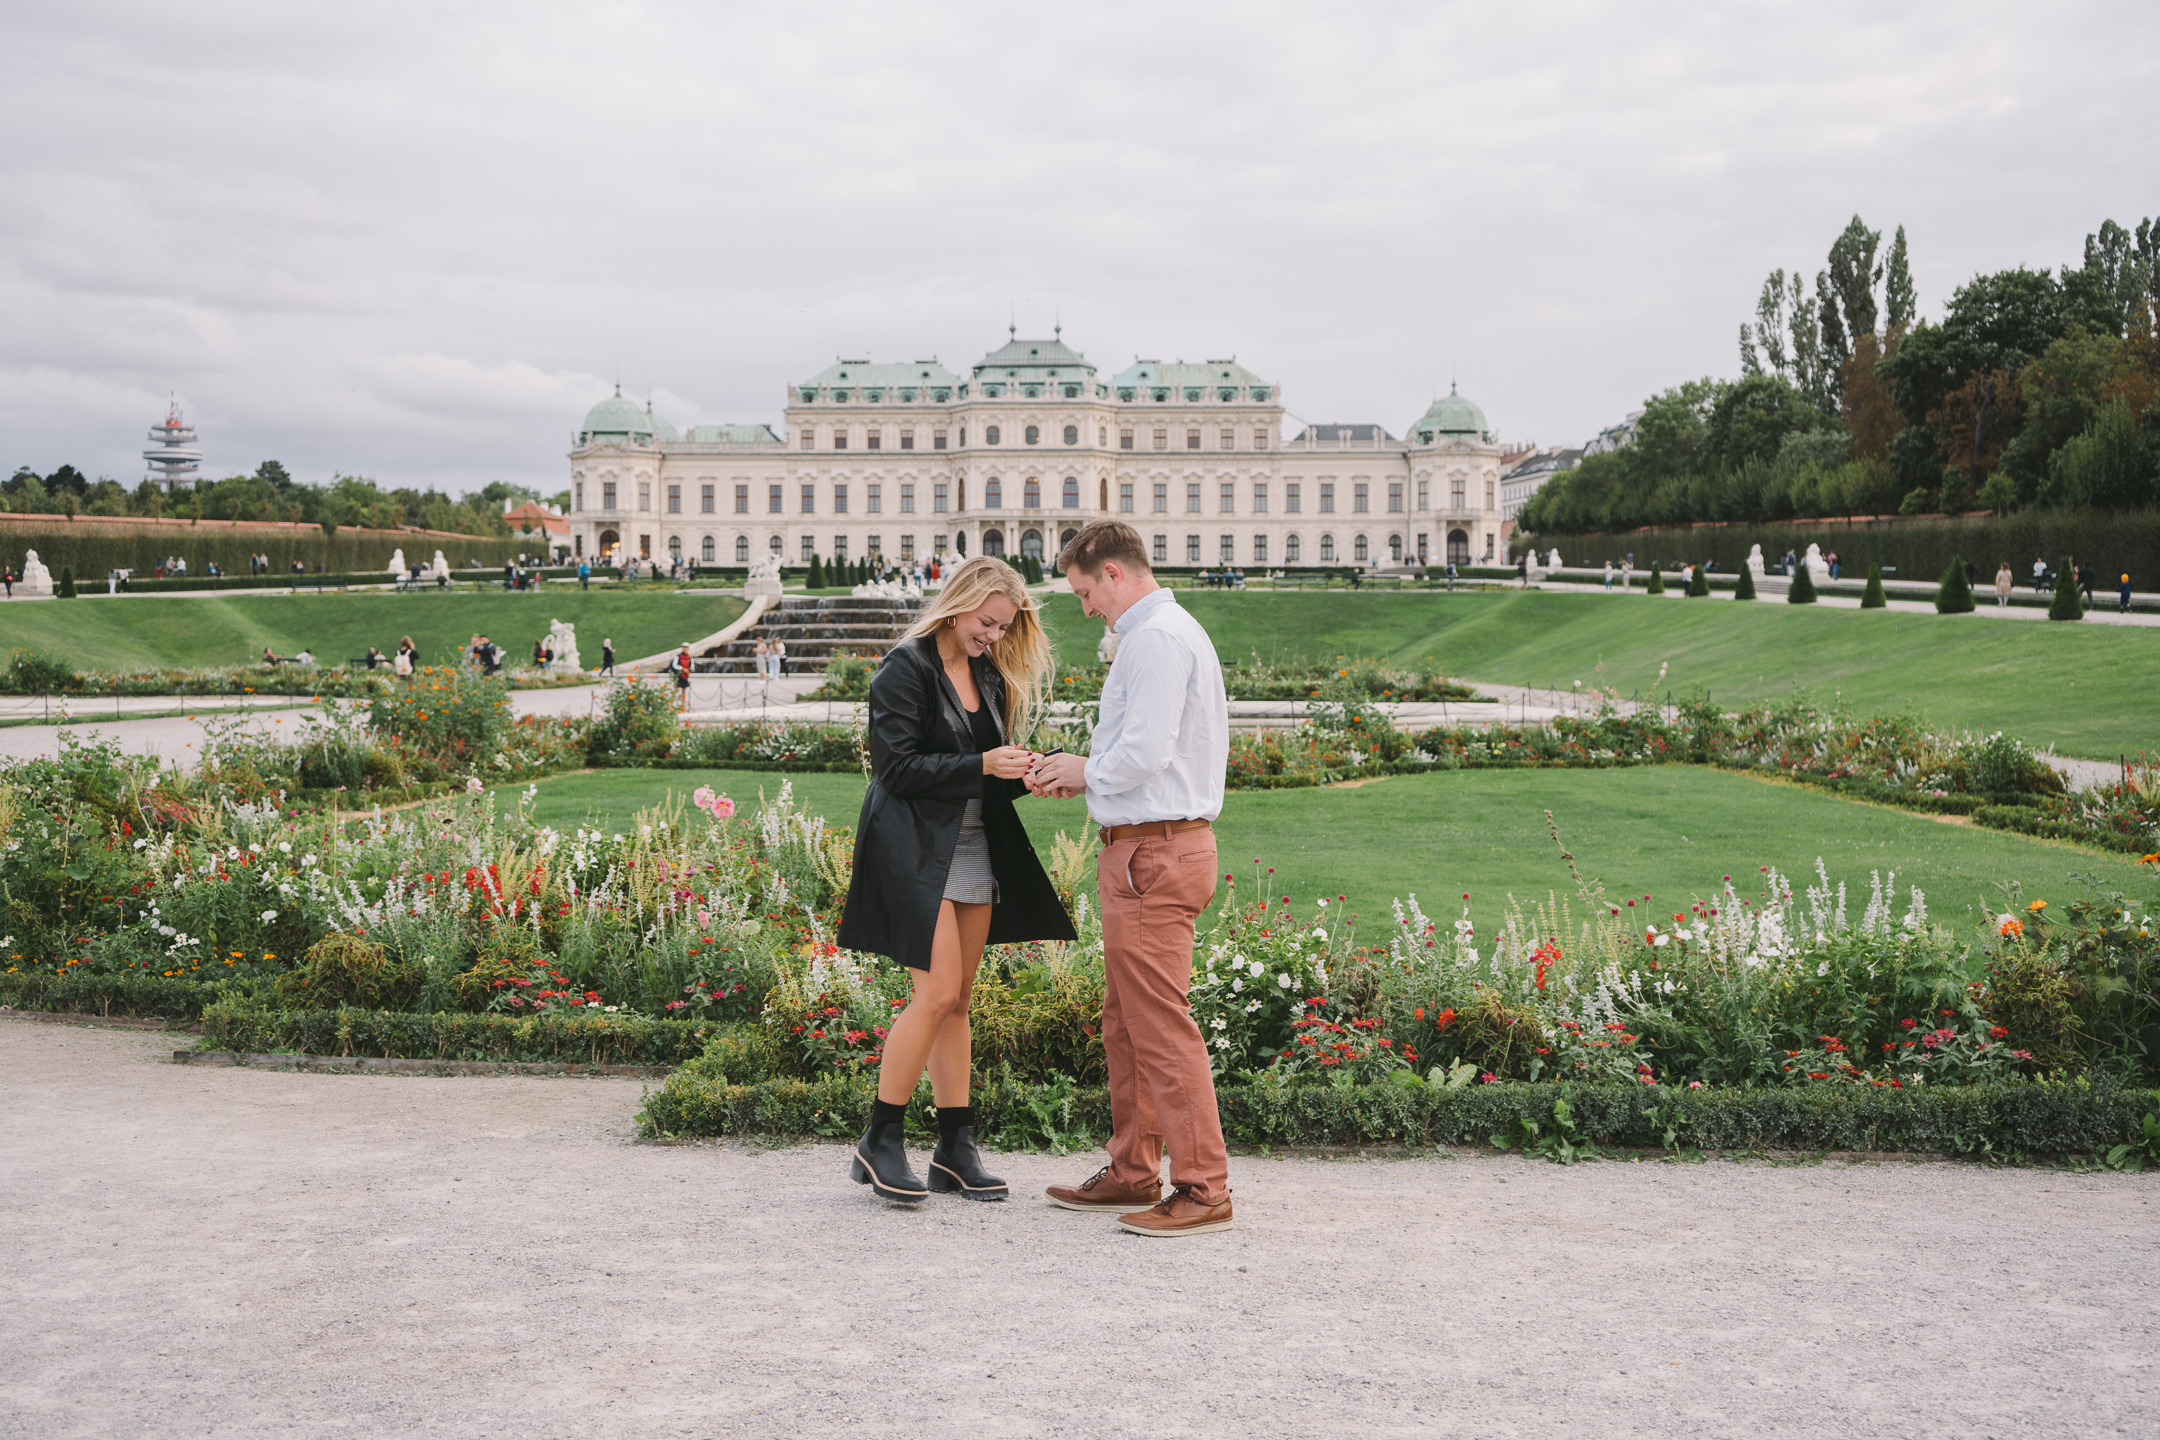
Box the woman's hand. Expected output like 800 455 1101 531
981 745 1038 780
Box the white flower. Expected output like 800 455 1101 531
278 842 292 854
1247 959 1265 977
132 838 147 850
1231 978 1244 994
1652 934 1669 948
1816 961 1830 977
1244 1000 1260 1014
1311 927 1327 940
260 910 278 923
226 846 240 860
1210 1017 1227 1030
1277 973 1293 989
1316 898 1328 908
466 778 484 795
1213 1037 1231 1050
604 1006 618 1013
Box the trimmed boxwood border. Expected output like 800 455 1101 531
639 1067 2159 1158
197 1001 730 1066
0 971 214 1019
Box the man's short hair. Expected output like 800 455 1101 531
1056 519 1151 577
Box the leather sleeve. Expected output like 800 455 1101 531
866 649 985 801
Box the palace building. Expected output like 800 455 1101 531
564 329 1507 571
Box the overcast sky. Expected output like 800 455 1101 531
3 0 2154 499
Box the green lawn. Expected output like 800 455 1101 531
1038 591 2159 760
8 591 745 673
505 765 2154 932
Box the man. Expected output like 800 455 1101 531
579 559 591 591
600 638 615 679
1027 520 1233 1238
2121 573 2135 614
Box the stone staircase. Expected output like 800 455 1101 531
693 594 922 674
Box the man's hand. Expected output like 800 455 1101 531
1025 750 1088 799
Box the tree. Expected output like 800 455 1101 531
1861 564 1887 608
1884 225 1917 335
1734 564 1756 601
1646 566 1665 594
1686 563 1710 597
806 554 824 588
1934 558 1974 614
1818 215 1885 397
255 460 294 492
1704 375 1836 473
2047 403 2158 509
1740 271 1835 410
1788 561 1817 604
58 566 75 599
2049 557 2084 621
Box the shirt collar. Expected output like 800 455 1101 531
1113 586 1176 635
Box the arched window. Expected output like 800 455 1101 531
1354 534 1369 562
1063 424 1078 445
734 535 749 563
1252 534 1268 563
983 528 1005 557
1059 527 1077 553
701 535 715 562
956 531 969 555
1284 533 1301 563
985 478 1003 509
1319 534 1336 563
1447 528 1471 566
957 478 967 510
1024 425 1040 445
667 536 683 560
1098 478 1109 510
1023 478 1041 509
986 425 1001 445
1389 534 1403 563
1062 477 1079 509
769 534 784 553
598 528 621 559
1020 529 1044 559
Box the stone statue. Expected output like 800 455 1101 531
547 619 580 672
16 549 54 597
429 550 450 578
1803 543 1830 582
744 552 785 598
388 547 406 577
1546 548 1563 569
1747 544 1767 578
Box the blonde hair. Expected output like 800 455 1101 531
901 556 1051 742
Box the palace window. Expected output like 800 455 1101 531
1389 534 1403 563
1063 425 1078 445
1063 384 1080 399
1285 482 1300 513
1319 482 1334 514
900 483 915 514
1284 533 1300 563
1119 482 1134 513
602 481 617 509
1120 429 1135 451
1253 534 1268 563
1019 529 1043 560
1186 428 1200 450
933 482 948 513
867 429 882 451
1023 478 1041 509
933 430 948 450
981 529 1001 557
734 484 748 514
1418 480 1429 511
1388 482 1403 514
900 428 914 450
900 534 915 560
834 484 848 514
1098 426 1108 446
700 483 714 514
933 533 947 554
1252 483 1268 513
667 484 680 513
1220 428 1234 450
701 535 715 562
1152 533 1167 564
867 483 882 514
1185 483 1201 514
986 425 1002 445
574 482 584 511
834 429 848 450
735 535 750 562
638 482 651 511
868 534 882 556
1025 425 1040 445
1354 534 1369 562
1219 482 1235 514
768 484 782 514
1353 482 1369 513
1451 476 1466 509
1153 428 1168 451
1253 427 1268 450
1319 534 1335 562
1186 533 1202 562
769 534 782 553
1220 534 1235 563
800 430 814 451
834 535 849 561
802 534 815 561
668 536 682 560
801 483 815 514
1152 482 1168 513
1062 477 1079 509
1486 479 1495 509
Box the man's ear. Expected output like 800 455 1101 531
1098 560 1122 586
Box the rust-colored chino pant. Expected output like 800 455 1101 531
1097 829 1231 1206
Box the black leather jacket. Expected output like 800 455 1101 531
835 636 1074 970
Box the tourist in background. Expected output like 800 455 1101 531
600 639 614 678
2078 561 2095 608
773 637 788 678
751 637 769 682
1603 561 1614 591
1994 562 2013 607
2120 573 2134 613
836 555 1069 1204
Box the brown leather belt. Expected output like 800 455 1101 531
1098 818 1212 845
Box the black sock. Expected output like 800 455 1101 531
936 1104 975 1139
869 1098 908 1131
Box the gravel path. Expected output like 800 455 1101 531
3 1020 2155 1438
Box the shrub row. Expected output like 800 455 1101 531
639 1064 2159 1158
0 970 214 1019
198 1001 730 1065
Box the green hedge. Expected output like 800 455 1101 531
198 1001 730 1065
0 970 214 1019
0 520 524 582
638 1060 2158 1158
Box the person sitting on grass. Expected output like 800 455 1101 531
294 649 315 666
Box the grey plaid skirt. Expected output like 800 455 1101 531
941 799 998 904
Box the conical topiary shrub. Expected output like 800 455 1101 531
58 566 76 599
1733 564 1756 600
1646 566 1665 594
1788 559 1817 604
1934 560 1973 614
2049 557 2085 621
1686 563 1710 597
1861 564 1887 609
806 554 824 589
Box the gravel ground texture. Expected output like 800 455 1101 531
3 1019 2155 1440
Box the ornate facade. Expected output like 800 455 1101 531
565 331 1506 571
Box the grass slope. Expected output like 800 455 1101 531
507 765 2151 931
1038 591 2158 759
6 591 745 673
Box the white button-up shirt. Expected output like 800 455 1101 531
1082 588 1227 826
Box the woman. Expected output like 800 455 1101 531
751 637 769 682
1995 561 2014 608
836 556 1074 1203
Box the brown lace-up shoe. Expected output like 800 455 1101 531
1045 1165 1162 1213
1117 1185 1233 1237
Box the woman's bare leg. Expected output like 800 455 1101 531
875 900 992 1107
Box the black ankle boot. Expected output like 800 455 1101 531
928 1105 1008 1201
851 1101 927 1203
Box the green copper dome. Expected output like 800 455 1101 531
1407 383 1489 443
579 386 676 445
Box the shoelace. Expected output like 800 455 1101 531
1079 1165 1113 1191
1154 1185 1196 1214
